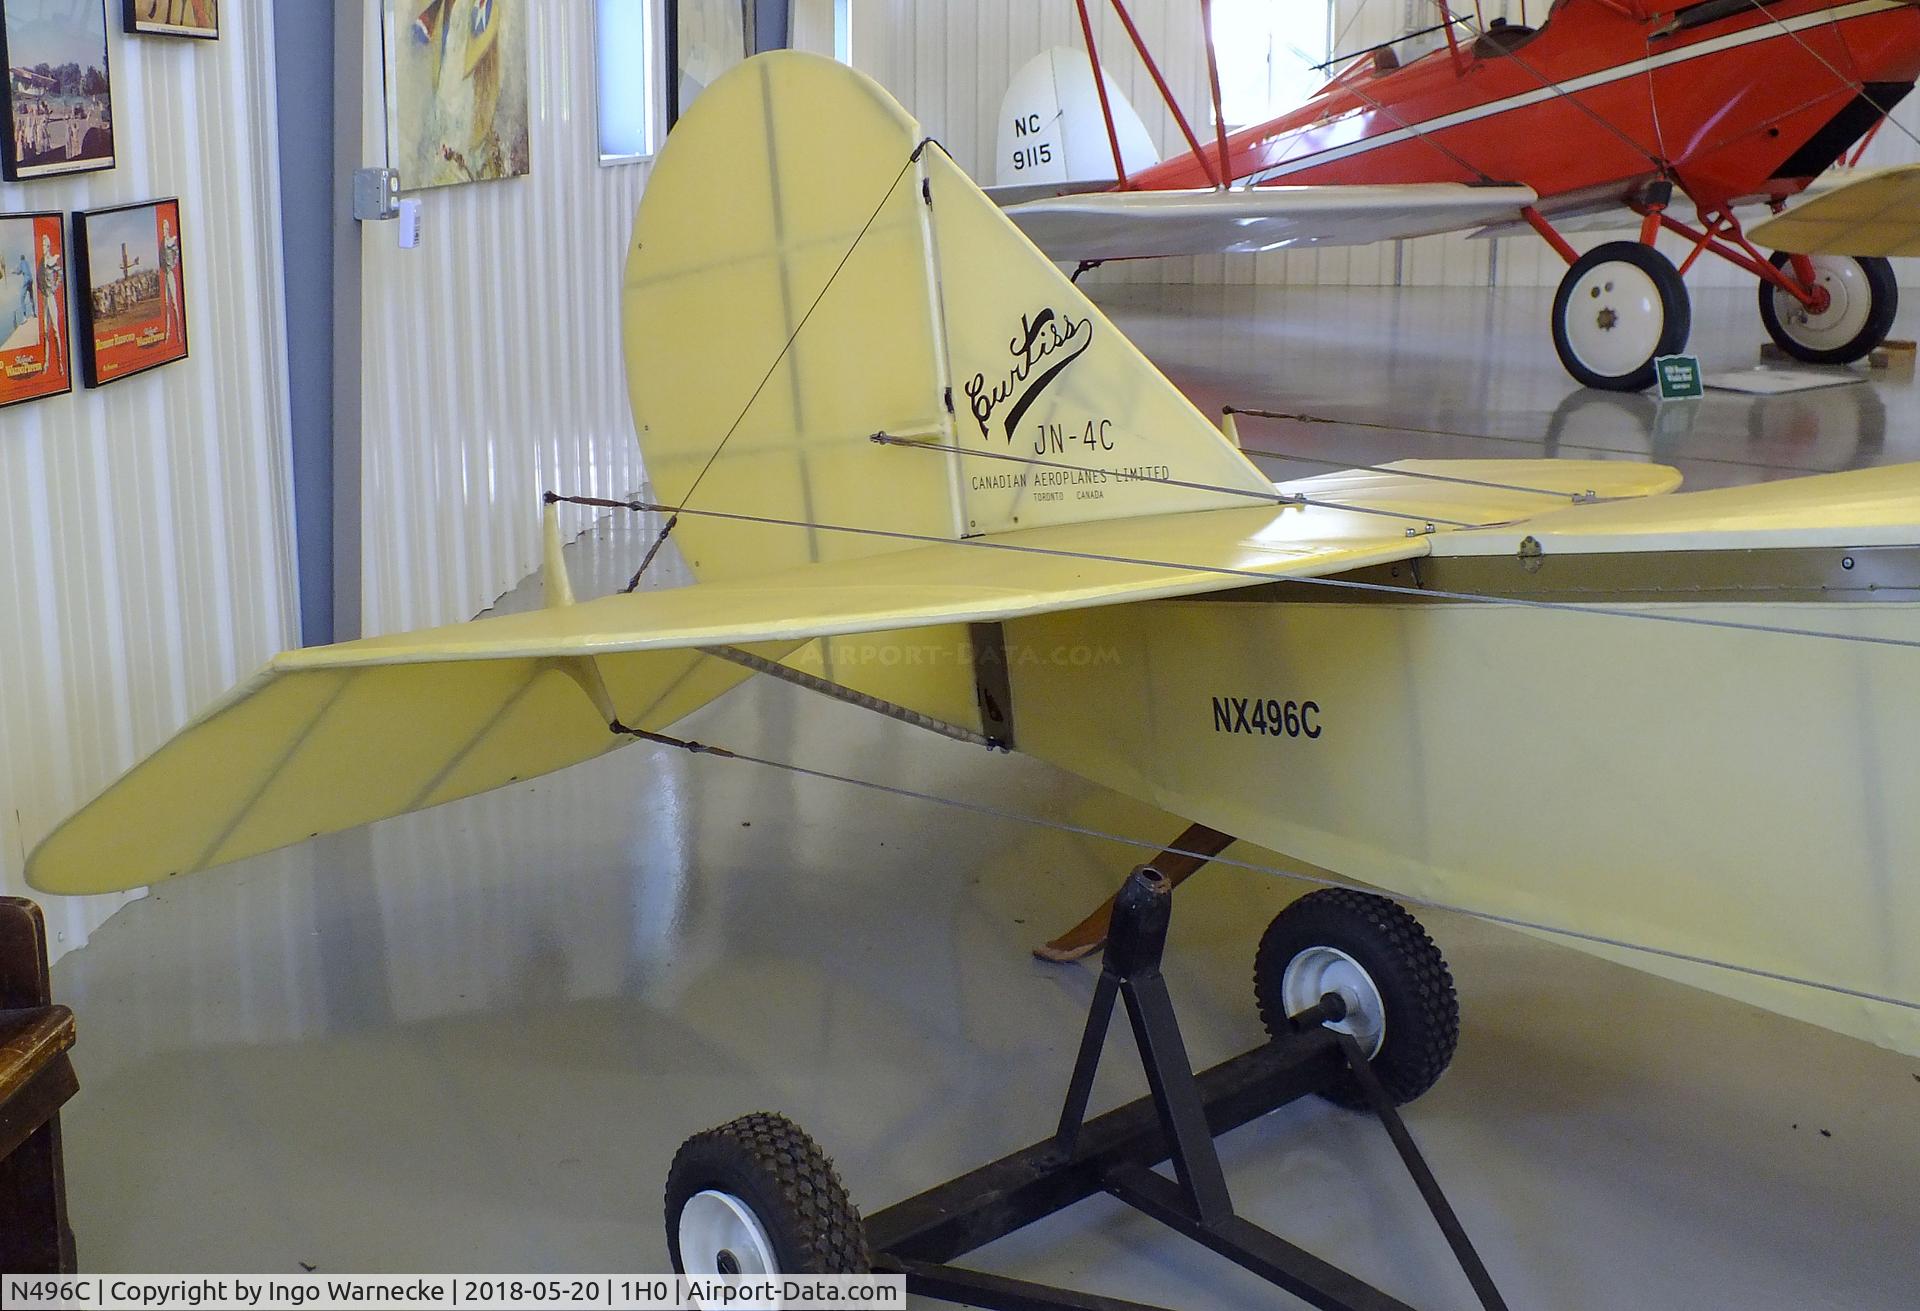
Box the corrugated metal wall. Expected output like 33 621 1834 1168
845 0 1228 286
792 0 838 55
356 0 651 637
845 0 1920 290
0 5 299 960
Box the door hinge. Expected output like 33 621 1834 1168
353 168 401 222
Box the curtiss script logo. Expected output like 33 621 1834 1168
965 308 1093 443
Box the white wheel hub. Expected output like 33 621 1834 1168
1770 256 1873 352
679 1189 780 1305
1282 946 1387 1058
1561 260 1667 379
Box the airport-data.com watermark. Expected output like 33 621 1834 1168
4 1274 906 1311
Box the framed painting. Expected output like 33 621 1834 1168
0 211 72 408
123 0 217 40
664 0 752 134
1 0 116 180
73 198 189 388
386 0 530 189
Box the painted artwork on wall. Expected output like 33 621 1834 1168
74 198 189 388
667 0 751 131
0 211 72 408
1 0 116 181
388 0 530 189
123 0 217 40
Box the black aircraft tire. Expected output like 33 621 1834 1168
1758 251 1898 365
1551 240 1692 391
665 1112 870 1276
1255 889 1460 1109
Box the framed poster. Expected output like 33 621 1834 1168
0 211 72 408
73 198 188 388
1 0 116 181
387 0 530 189
123 0 217 40
664 0 752 134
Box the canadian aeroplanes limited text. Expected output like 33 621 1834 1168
972 461 1174 504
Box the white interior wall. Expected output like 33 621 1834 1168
0 7 299 960
843 0 1920 290
356 0 650 637
792 0 838 54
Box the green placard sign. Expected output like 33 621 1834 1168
1655 354 1704 400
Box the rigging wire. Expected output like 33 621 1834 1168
1205 0 1436 184
552 474 1920 1011
1445 0 1920 178
871 428 1604 503
1228 0 1914 234
1237 0 1668 191
618 144 928 593
1253 46 1504 186
547 493 1920 653
554 2 1920 1044
1448 14 1672 176
1314 16 1472 72
1643 14 1672 165
1735 0 1920 154
1203 0 1507 187
604 720 1920 1016
866 434 1484 527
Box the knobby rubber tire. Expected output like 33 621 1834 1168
665 1112 870 1274
1255 888 1459 1108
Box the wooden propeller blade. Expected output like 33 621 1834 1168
1033 823 1235 962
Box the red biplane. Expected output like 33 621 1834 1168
994 0 1920 389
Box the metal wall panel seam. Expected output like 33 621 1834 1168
0 0 297 959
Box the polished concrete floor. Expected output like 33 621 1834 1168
1111 283 1920 490
53 286 1920 1307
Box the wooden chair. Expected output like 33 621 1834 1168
0 898 77 1273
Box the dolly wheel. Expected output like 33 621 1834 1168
1254 889 1459 1109
1758 252 1898 365
665 1113 870 1277
1551 240 1692 391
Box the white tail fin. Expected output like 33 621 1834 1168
994 46 1160 189
623 52 1263 583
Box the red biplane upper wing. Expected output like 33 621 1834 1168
999 183 1539 261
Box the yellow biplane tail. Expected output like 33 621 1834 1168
623 51 1275 584
25 52 1680 897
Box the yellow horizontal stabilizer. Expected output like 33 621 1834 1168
1748 165 1920 257
1436 461 1920 556
25 644 774 898
26 459 1669 896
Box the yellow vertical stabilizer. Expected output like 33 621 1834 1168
541 502 579 609
622 52 1273 582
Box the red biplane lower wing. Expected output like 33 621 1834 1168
999 183 1540 261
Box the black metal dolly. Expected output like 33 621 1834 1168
666 865 1508 1311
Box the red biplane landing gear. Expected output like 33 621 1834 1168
1758 252 1899 366
667 868 1504 1310
1551 240 1693 392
